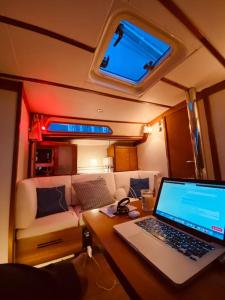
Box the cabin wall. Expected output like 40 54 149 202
207 89 225 179
0 88 19 263
137 122 168 177
17 98 29 181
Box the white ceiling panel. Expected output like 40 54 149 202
141 81 185 106
24 82 167 123
173 0 225 57
128 0 200 55
166 47 225 90
0 0 113 47
0 0 224 123
0 23 20 73
2 24 93 86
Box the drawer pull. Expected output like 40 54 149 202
37 238 63 248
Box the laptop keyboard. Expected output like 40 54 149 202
135 218 215 261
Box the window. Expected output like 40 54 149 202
48 122 112 134
99 20 171 84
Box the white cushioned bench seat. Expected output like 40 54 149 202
17 208 79 240
15 170 160 265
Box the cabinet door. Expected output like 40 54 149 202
115 147 130 171
115 146 138 171
129 147 138 170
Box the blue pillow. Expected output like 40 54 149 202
128 178 149 198
36 185 68 218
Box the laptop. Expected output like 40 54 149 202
113 177 225 286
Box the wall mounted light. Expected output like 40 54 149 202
143 124 153 134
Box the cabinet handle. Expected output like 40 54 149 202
186 160 194 163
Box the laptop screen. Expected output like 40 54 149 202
155 178 225 241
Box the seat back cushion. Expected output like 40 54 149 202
36 185 68 218
71 173 116 205
72 178 113 211
138 171 160 192
128 177 149 198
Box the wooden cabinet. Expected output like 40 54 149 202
108 145 138 172
30 142 77 177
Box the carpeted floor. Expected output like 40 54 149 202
73 250 130 300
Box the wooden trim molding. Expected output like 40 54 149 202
0 73 172 108
148 100 186 126
44 134 143 141
39 112 146 125
160 77 189 91
158 0 225 68
135 133 149 145
197 80 225 99
0 78 23 262
203 96 221 180
0 15 95 53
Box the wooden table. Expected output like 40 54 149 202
83 201 225 300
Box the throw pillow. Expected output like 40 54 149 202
72 178 113 211
128 178 149 198
36 185 68 218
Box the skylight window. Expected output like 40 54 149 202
48 123 112 134
90 12 186 94
99 20 171 84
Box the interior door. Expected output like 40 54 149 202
164 107 195 178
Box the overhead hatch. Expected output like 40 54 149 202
99 20 171 84
89 12 186 95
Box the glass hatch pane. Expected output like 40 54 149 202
99 20 171 84
48 123 112 134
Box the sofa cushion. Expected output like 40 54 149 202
71 173 116 205
16 207 78 239
36 185 68 218
128 177 149 198
72 178 113 211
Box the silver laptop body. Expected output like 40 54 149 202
114 178 225 286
